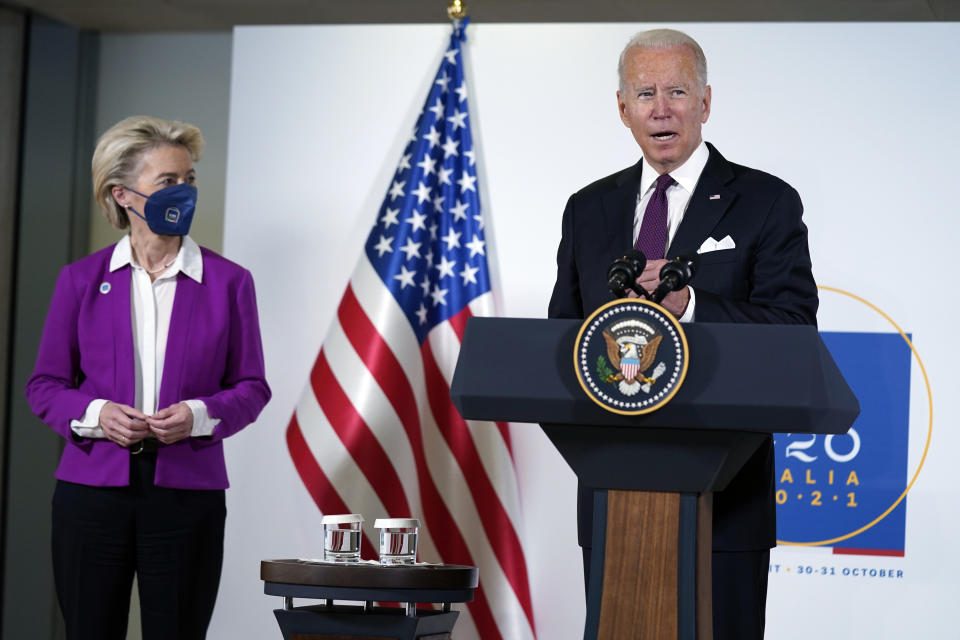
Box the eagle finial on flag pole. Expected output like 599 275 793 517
447 0 467 21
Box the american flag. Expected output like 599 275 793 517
285 20 536 640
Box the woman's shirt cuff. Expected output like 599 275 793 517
185 399 221 437
69 398 107 438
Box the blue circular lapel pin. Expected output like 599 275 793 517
99 282 111 294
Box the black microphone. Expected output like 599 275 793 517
650 254 699 304
607 250 647 299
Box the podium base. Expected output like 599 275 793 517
585 490 713 640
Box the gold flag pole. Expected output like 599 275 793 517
447 0 467 22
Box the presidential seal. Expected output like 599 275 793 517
574 299 689 415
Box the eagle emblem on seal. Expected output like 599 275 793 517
574 299 688 415
599 320 667 396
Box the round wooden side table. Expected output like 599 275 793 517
261 559 478 640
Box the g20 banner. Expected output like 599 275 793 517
775 288 932 559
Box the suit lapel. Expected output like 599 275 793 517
159 272 199 409
109 266 136 407
601 161 642 259
666 144 738 257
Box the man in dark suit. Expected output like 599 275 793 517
548 29 818 639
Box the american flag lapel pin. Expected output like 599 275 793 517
709 194 721 200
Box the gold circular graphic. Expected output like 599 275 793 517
777 285 934 547
573 298 689 416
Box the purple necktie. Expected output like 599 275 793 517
634 173 675 260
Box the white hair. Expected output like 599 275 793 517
618 29 708 93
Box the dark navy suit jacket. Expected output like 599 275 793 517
548 142 818 551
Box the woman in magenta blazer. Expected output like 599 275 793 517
26 116 271 640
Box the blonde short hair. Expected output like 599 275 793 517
92 115 205 229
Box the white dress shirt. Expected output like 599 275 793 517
633 140 710 322
70 235 220 438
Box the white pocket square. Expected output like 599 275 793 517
697 235 736 254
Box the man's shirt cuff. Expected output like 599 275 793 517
679 287 696 323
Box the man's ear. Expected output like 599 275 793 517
701 85 712 124
617 90 629 127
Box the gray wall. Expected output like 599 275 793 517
90 32 232 254
2 14 98 640
0 7 26 569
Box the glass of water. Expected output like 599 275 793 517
374 518 420 565
321 514 364 562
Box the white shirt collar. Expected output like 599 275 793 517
639 140 710 197
109 235 203 282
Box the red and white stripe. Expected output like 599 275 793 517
287 255 536 640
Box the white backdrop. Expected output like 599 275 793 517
215 23 960 639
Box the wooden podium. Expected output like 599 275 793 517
450 318 858 639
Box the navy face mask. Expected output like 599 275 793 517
124 183 198 236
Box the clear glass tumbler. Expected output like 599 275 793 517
321 514 364 562
374 518 420 565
